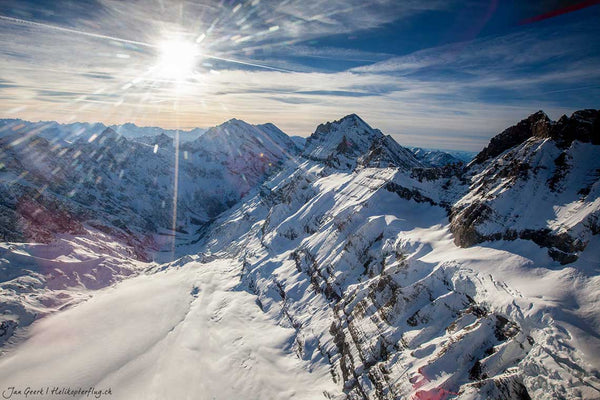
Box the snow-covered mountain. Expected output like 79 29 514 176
451 110 600 264
111 122 206 142
303 114 423 170
0 119 206 144
410 147 464 167
0 119 297 255
193 110 599 399
0 111 598 400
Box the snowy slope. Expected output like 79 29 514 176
0 228 149 347
197 156 599 399
0 258 338 400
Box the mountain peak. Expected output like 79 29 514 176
472 110 552 164
340 113 363 122
313 113 371 136
551 109 600 147
221 118 250 128
530 109 548 119
183 118 297 160
303 114 420 170
99 126 119 138
473 109 598 165
304 114 380 166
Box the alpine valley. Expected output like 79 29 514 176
0 110 598 400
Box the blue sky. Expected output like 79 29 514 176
0 0 599 150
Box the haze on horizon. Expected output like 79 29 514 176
0 0 599 151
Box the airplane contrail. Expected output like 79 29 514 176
0 14 155 48
0 14 294 73
203 54 293 73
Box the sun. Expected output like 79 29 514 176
155 38 200 81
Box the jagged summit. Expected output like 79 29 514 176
473 109 599 165
311 113 371 138
303 113 421 170
551 108 599 147
221 117 246 126
95 127 124 144
472 110 551 164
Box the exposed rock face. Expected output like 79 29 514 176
472 111 552 164
359 136 420 169
450 202 493 247
410 163 466 182
550 109 600 147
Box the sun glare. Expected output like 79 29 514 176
155 39 200 81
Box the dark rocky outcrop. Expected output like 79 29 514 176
473 109 600 165
550 109 600 148
385 181 440 208
450 202 494 247
472 111 552 165
411 163 466 182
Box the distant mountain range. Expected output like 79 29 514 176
0 119 207 144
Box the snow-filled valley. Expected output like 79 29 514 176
0 258 337 399
0 111 599 399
